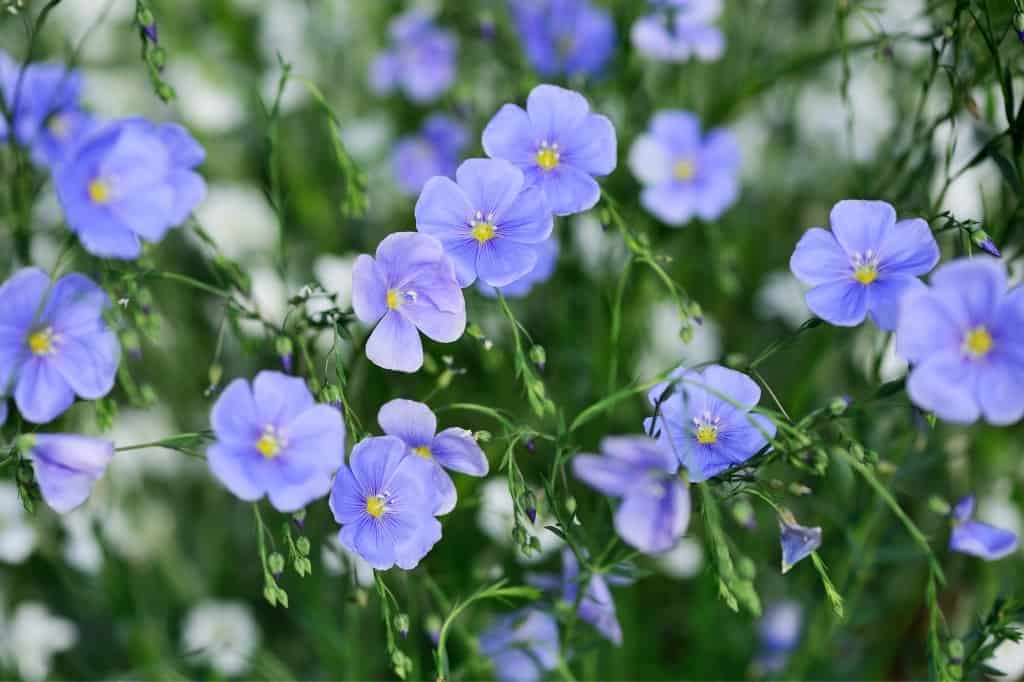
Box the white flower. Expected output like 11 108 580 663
62 509 103 575
573 211 629 278
193 183 279 261
312 254 357 312
755 271 809 330
166 59 245 134
476 478 562 564
101 500 175 563
321 536 374 587
0 602 77 681
988 624 1024 680
104 407 199 485
636 304 721 379
655 537 704 579
182 600 260 677
855 328 908 384
0 482 36 564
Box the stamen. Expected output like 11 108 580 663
963 326 993 358
850 250 879 285
256 425 284 459
535 140 560 171
673 159 696 181
413 446 432 459
27 327 56 356
88 178 111 204
366 495 386 518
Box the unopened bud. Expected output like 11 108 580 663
296 536 311 556
971 229 1001 257
268 552 285 575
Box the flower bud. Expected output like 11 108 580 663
296 536 311 556
268 552 285 575
971 229 1001 257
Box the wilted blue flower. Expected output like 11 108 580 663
415 158 553 287
628 110 740 226
368 9 456 103
896 258 1024 425
377 398 489 515
949 495 1019 560
645 364 776 482
508 0 616 79
329 435 442 570
790 200 939 330
778 510 821 574
54 117 207 259
392 114 469 196
528 548 623 645
208 371 345 512
755 601 803 674
572 436 690 554
0 268 120 424
26 434 114 514
482 84 616 216
631 0 725 63
477 235 559 298
352 232 466 373
479 609 559 682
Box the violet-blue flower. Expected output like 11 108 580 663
415 158 553 287
628 110 740 226
479 609 560 682
895 258 1024 425
477 235 559 298
482 84 616 216
755 601 803 674
368 9 456 103
377 398 489 515
208 371 345 512
392 114 468 196
352 232 467 373
0 268 120 424
54 117 206 259
790 200 940 330
528 548 623 645
778 510 822 574
329 435 442 570
508 0 616 79
631 0 725 63
25 434 114 514
572 435 690 554
949 495 1019 560
645 364 776 482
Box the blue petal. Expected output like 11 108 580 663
951 521 1019 560
780 518 822 573
377 398 437 447
866 274 924 332
878 218 939 276
828 200 894 256
614 479 689 554
906 349 980 424
455 158 524 218
32 434 114 513
804 279 868 327
14 358 75 424
432 427 489 475
366 310 423 373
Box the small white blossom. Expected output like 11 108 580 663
182 601 260 677
0 602 77 681
0 482 36 564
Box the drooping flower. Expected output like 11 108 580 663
754 601 804 674
54 117 207 259
479 609 560 682
477 235 559 298
482 84 616 216
392 114 468 196
24 434 114 514
895 258 1024 425
527 548 623 645
376 398 489 515
790 200 940 330
778 510 822 573
949 495 1019 560
0 268 120 424
351 232 466 373
631 0 725 63
415 158 553 287
645 364 776 482
182 600 260 677
207 371 345 512
508 0 616 79
329 435 442 570
368 9 456 103
628 110 740 226
572 435 690 554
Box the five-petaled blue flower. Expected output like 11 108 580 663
369 9 457 103
352 232 467 373
477 235 559 299
483 84 616 216
0 268 120 424
527 548 624 645
572 435 690 554
392 114 469 196
778 509 822 574
645 364 776 482
628 110 740 226
479 609 560 682
54 117 207 259
416 158 553 288
377 398 489 515
508 0 616 79
896 258 1024 425
949 495 1019 561
25 434 114 514
631 0 725 63
329 435 442 570
208 371 345 512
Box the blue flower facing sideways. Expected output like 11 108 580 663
392 114 468 196
483 84 617 216
508 0 616 79
23 434 114 514
0 268 120 424
416 158 553 288
790 199 940 330
949 495 1019 560
528 548 624 645
479 609 560 682
778 509 822 574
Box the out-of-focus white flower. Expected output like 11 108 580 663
636 304 720 379
101 500 175 562
988 624 1024 680
0 602 77 681
932 119 1001 222
312 254 357 311
62 510 103 575
182 601 260 677
166 59 245 134
193 183 279 261
104 407 197 485
51 0 134 61
477 478 562 564
755 271 809 329
855 328 908 383
0 482 36 564
573 211 629 278
321 536 374 587
81 67 157 119
340 117 394 165
655 537 704 579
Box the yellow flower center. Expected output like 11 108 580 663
366 495 386 518
471 221 496 243
255 426 282 459
27 328 55 356
386 289 402 309
853 264 878 285
48 114 69 138
88 178 111 204
535 143 560 171
696 424 718 444
413 445 432 459
963 326 993 358
673 159 696 181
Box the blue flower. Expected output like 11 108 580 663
508 0 616 79
416 158 553 287
377 398 489 515
949 495 1019 560
628 110 740 226
631 0 725 63
645 364 776 482
351 232 467 373
755 601 803 674
778 510 822 574
392 114 469 196
54 117 207 259
528 548 623 645
476 235 559 298
791 200 940 330
483 84 616 216
0 401 6 427
329 435 442 570
572 436 690 554
26 434 114 514
368 9 457 103
207 371 345 512
0 268 120 424
479 609 560 682
895 258 1024 424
